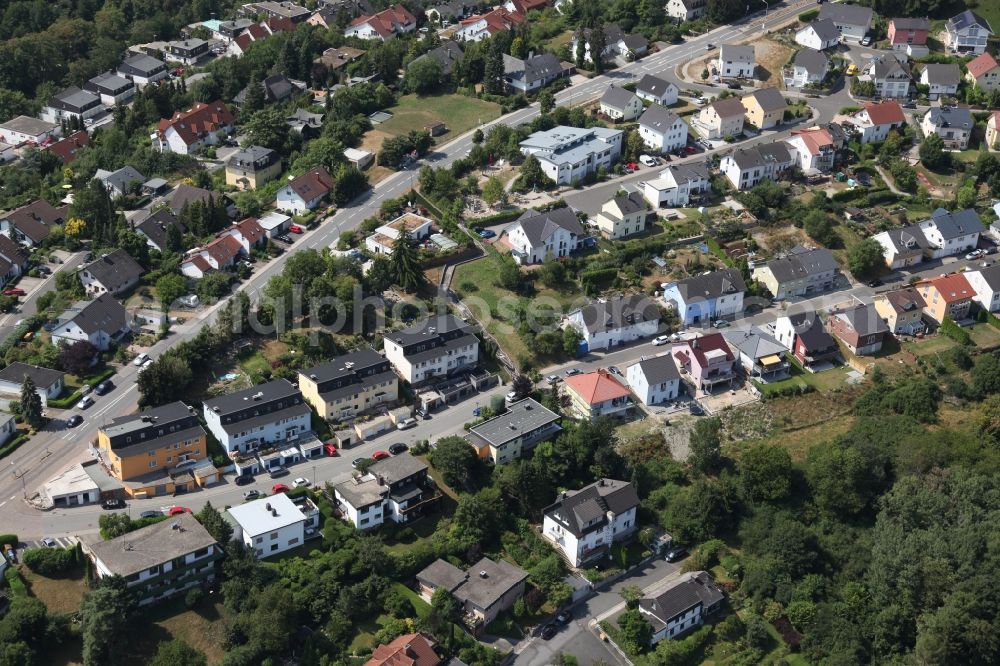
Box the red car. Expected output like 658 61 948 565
324 441 338 456
372 450 390 461
3 288 25 297
272 483 290 494
288 224 304 234
168 506 192 516
684 146 697 155
625 162 639 170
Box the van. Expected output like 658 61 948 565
639 155 658 167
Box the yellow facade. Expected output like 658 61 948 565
741 98 783 130
97 430 207 482
299 373 399 421
225 161 282 190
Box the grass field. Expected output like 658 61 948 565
136 600 230 664
378 94 501 141
754 361 851 395
21 565 87 615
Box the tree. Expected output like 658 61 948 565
516 154 553 191
848 237 885 279
472 128 484 144
430 435 479 490
19 376 43 429
511 373 533 399
624 129 645 162
482 176 505 206
739 444 792 503
79 584 134 666
59 340 98 376
688 417 722 474
138 355 194 407
562 327 582 357
803 209 837 247
196 502 233 545
405 57 443 95
150 640 206 666
244 107 289 152
539 89 555 115
707 0 743 23
483 42 505 95
65 217 86 237
617 609 653 654
918 132 949 171
620 584 643 608
155 273 187 312
389 233 425 293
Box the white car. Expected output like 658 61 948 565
653 335 670 346
639 155 658 168
396 417 417 430
133 352 149 366
77 395 94 409
138 358 154 374
292 477 310 488
966 249 986 260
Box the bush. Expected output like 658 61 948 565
798 9 819 22
0 533 17 548
940 317 972 346
22 546 76 576
185 587 205 608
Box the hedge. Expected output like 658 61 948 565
940 317 972 346
4 567 27 597
48 367 117 408
465 209 522 229
0 434 29 460
22 546 76 576
798 9 819 22
864 190 899 207
0 534 17 548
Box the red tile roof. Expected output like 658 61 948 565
202 233 243 267
45 130 89 164
967 52 1000 78
918 273 974 303
183 254 212 273
861 100 905 126
508 0 549 14
460 7 524 34
364 633 440 666
563 369 630 405
790 127 834 156
232 217 265 246
674 332 734 368
289 166 334 201
350 4 417 39
158 101 235 147
264 16 296 34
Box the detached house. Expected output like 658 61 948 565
818 3 872 42
921 106 973 150
635 75 679 106
41 87 102 125
226 493 309 559
593 191 648 240
567 293 661 351
454 7 523 42
365 212 433 255
180 234 244 278
640 572 725 644
45 130 89 165
873 287 926 335
0 362 65 405
467 397 561 465
663 268 746 326
382 315 479 384
828 303 889 355
717 44 754 79
344 4 416 40
773 311 839 370
519 125 623 186
135 209 185 252
155 101 235 155
964 264 1000 313
599 86 643 122
334 453 439 528
862 54 912 99
751 246 839 299
78 249 143 297
117 54 170 88
225 145 282 190
919 64 961 100
638 105 688 153
298 348 398 421
84 72 136 106
697 97 746 140
917 207 984 259
94 165 145 199
0 234 30 282
965 52 1000 93
665 0 706 22
742 87 786 130
542 478 639 567
0 116 60 146
795 18 840 51
570 24 648 64
563 370 632 421
846 101 906 144
916 273 975 323
791 49 829 88
503 52 566 93
501 206 584 264
642 162 711 208
944 10 993 55
888 18 930 57
626 355 681 406
276 166 334 214
0 199 66 247
672 333 739 393
720 142 794 190
51 294 132 351
416 557 527 626
723 326 790 381
365 633 440 666
784 126 841 173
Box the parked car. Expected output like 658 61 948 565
540 624 556 640
846 63 858 76
665 547 688 562
727 81 742 90
271 483 290 494
867 278 883 288
66 414 83 428
608 365 622 376
77 396 94 409
861 35 871 46
139 359 153 374
546 374 560 384
276 234 293 243
133 352 149 366
564 368 582 376
288 224 304 234
396 417 417 430
168 506 191 516
388 443 409 456
41 538 57 548
94 381 113 396
372 450 390 461
555 610 572 625
713 320 729 328
36 266 51 276
140 510 162 519
234 474 254 486
689 403 704 416
653 335 670 346
351 457 367 468
966 249 986 260
269 466 289 478
639 155 658 167
292 477 310 488
478 229 496 239
415 408 432 419
243 490 260 500
2 288 25 297
101 498 124 510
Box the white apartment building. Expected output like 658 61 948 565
542 479 640 568
226 493 306 558
382 314 479 384
519 125 623 186
638 105 688 153
202 379 312 455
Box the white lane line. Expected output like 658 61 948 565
0 501 6 508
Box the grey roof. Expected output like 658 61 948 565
819 3 873 27
787 311 837 352
749 87 786 112
417 558 467 591
388 314 474 348
804 17 840 42
301 348 395 403
924 106 973 131
884 224 930 252
543 478 640 538
417 40 464 76
88 513 217 578
102 402 205 456
670 268 747 301
511 206 584 247
622 34 648 51
719 44 754 63
418 557 529 612
227 145 278 170
636 75 676 99
611 191 645 216
203 378 304 417
80 249 143 293
50 86 100 111
868 53 910 79
631 355 680 384
98 166 145 194
572 294 660 335
0 361 63 388
709 96 746 118
947 10 992 34
924 207 983 240
235 74 299 105
119 54 167 76
793 48 830 76
0 116 59 136
891 17 930 31
639 104 682 133
368 451 427 485
773 246 838 281
136 209 185 250
728 142 793 170
600 86 639 111
59 293 130 336
975 264 1000 291
921 63 961 86
334 474 387 509
86 72 135 93
664 162 711 185
468 398 560 447
723 326 786 360
503 52 562 85
833 303 889 337
301 347 386 383
639 572 724 627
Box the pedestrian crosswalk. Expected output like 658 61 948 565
21 535 78 551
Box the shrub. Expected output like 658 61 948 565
185 587 205 608
0 533 17 548
940 317 972 346
22 546 76 576
798 9 819 22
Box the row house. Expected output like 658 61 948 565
720 142 794 190
773 311 839 371
298 348 398 421
751 246 839 300
567 293 661 351
827 303 889 356
873 287 926 335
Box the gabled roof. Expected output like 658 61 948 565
170 184 217 212
788 126 835 156
636 74 676 99
563 369 631 404
609 191 645 217
45 130 89 164
708 96 746 119
723 326 786 360
350 4 417 38
80 249 143 291
157 101 234 147
0 361 63 389
232 217 266 246
867 53 910 79
639 571 724 627
793 48 829 76
503 52 562 84
600 86 640 111
201 234 243 266
2 199 66 243
719 44 754 63
59 293 130 336
542 478 639 537
923 207 984 240
136 209 185 250
96 165 145 194
727 142 792 170
417 40 464 76
0 233 29 267
747 87 786 112
818 3 873 27
921 63 961 86
832 303 889 337
946 10 992 34
859 100 905 126
639 104 683 133
803 18 840 42
917 273 974 303
890 17 930 31
673 332 734 368
508 206 583 247
571 293 660 335
924 106 973 131
967 52 1000 78
876 287 925 314
669 267 747 301
785 311 836 351
630 355 680 385
364 633 440 666
761 246 837 282
973 264 1000 292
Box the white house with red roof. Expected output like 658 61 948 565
784 126 839 173
154 101 235 154
562 369 632 421
502 0 548 14
965 52 1000 93
671 333 739 393
181 234 245 278
986 112 1000 151
344 4 417 41
218 217 267 254
276 166 334 214
454 7 524 42
845 101 906 144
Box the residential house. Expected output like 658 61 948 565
502 0 549 14
85 513 220 606
453 7 523 42
228 23 271 57
626 355 681 406
818 3 873 42
40 87 102 125
672 333 739 392
662 268 746 326
345 4 417 40
921 106 973 150
0 362 64 406
697 97 746 140
180 234 244 278
541 478 639 567
413 41 465 79
795 18 840 51
773 311 839 370
635 75 679 106
45 130 89 164
784 126 840 173
154 101 235 155
599 86 643 122
642 162 711 208
888 17 930 57
286 108 323 137
364 212 433 255
717 44 755 79
872 225 931 269
116 54 170 88
214 17 255 38
639 571 725 644
83 71 136 108
846 101 906 144
225 145 282 190
873 287 927 335
0 116 60 146
964 264 1000 313
334 453 439 528
722 326 790 381
665 0 706 22
0 234 30 281
503 52 566 93
365 633 441 666
916 207 984 259
312 46 367 80
0 199 66 247
276 166 334 214
593 191 648 240
51 294 131 351
562 369 632 421
919 63 961 99
226 493 307 558
944 9 993 55
78 249 143 297
306 6 340 29
94 165 145 199
827 303 889 355
135 209 186 252
425 0 475 24
570 24 647 64
203 378 311 455
218 217 267 254
382 315 479 384
742 87 786 130
751 246 839 299
0 413 14 447
567 293 661 351
243 1 313 22
233 73 302 107
965 52 1000 93
298 348 398 421
720 141 794 190
519 125 623 186
501 206 584 264
916 273 975 323
466 397 561 464
417 557 528 626
638 105 688 153
169 183 221 216
862 53 912 99
164 38 209 65
791 49 829 88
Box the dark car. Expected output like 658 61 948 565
415 408 431 419
665 547 688 563
564 368 582 376
727 82 742 90
276 234 293 243
101 498 125 510
388 443 409 456
94 381 114 396
608 365 622 376
688 403 704 416
478 229 496 239
540 624 556 640
555 610 572 625
268 466 289 479
140 510 162 519
867 279 883 288
66 415 83 428
36 266 52 276
234 474 255 486
352 457 367 468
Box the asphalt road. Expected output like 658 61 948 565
0 251 87 340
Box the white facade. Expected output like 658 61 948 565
227 494 306 559
918 217 980 259
626 359 680 406
382 337 479 384
599 93 643 122
795 23 838 51
791 62 825 88
542 505 637 568
203 404 311 455
520 126 623 186
0 117 61 146
636 80 678 106
639 113 688 153
642 165 710 208
920 68 959 99
697 103 745 140
965 269 1000 312
568 311 659 351
717 47 755 79
51 321 123 351
665 0 705 22
720 146 794 190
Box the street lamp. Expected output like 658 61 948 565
762 0 769 32
10 462 25 498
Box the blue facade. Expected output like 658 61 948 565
662 284 717 326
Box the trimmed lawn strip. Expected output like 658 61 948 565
378 94 501 141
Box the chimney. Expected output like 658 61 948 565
266 503 272 510
479 570 488 578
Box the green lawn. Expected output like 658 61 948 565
903 334 957 357
754 359 850 395
969 322 1000 349
378 94 501 141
